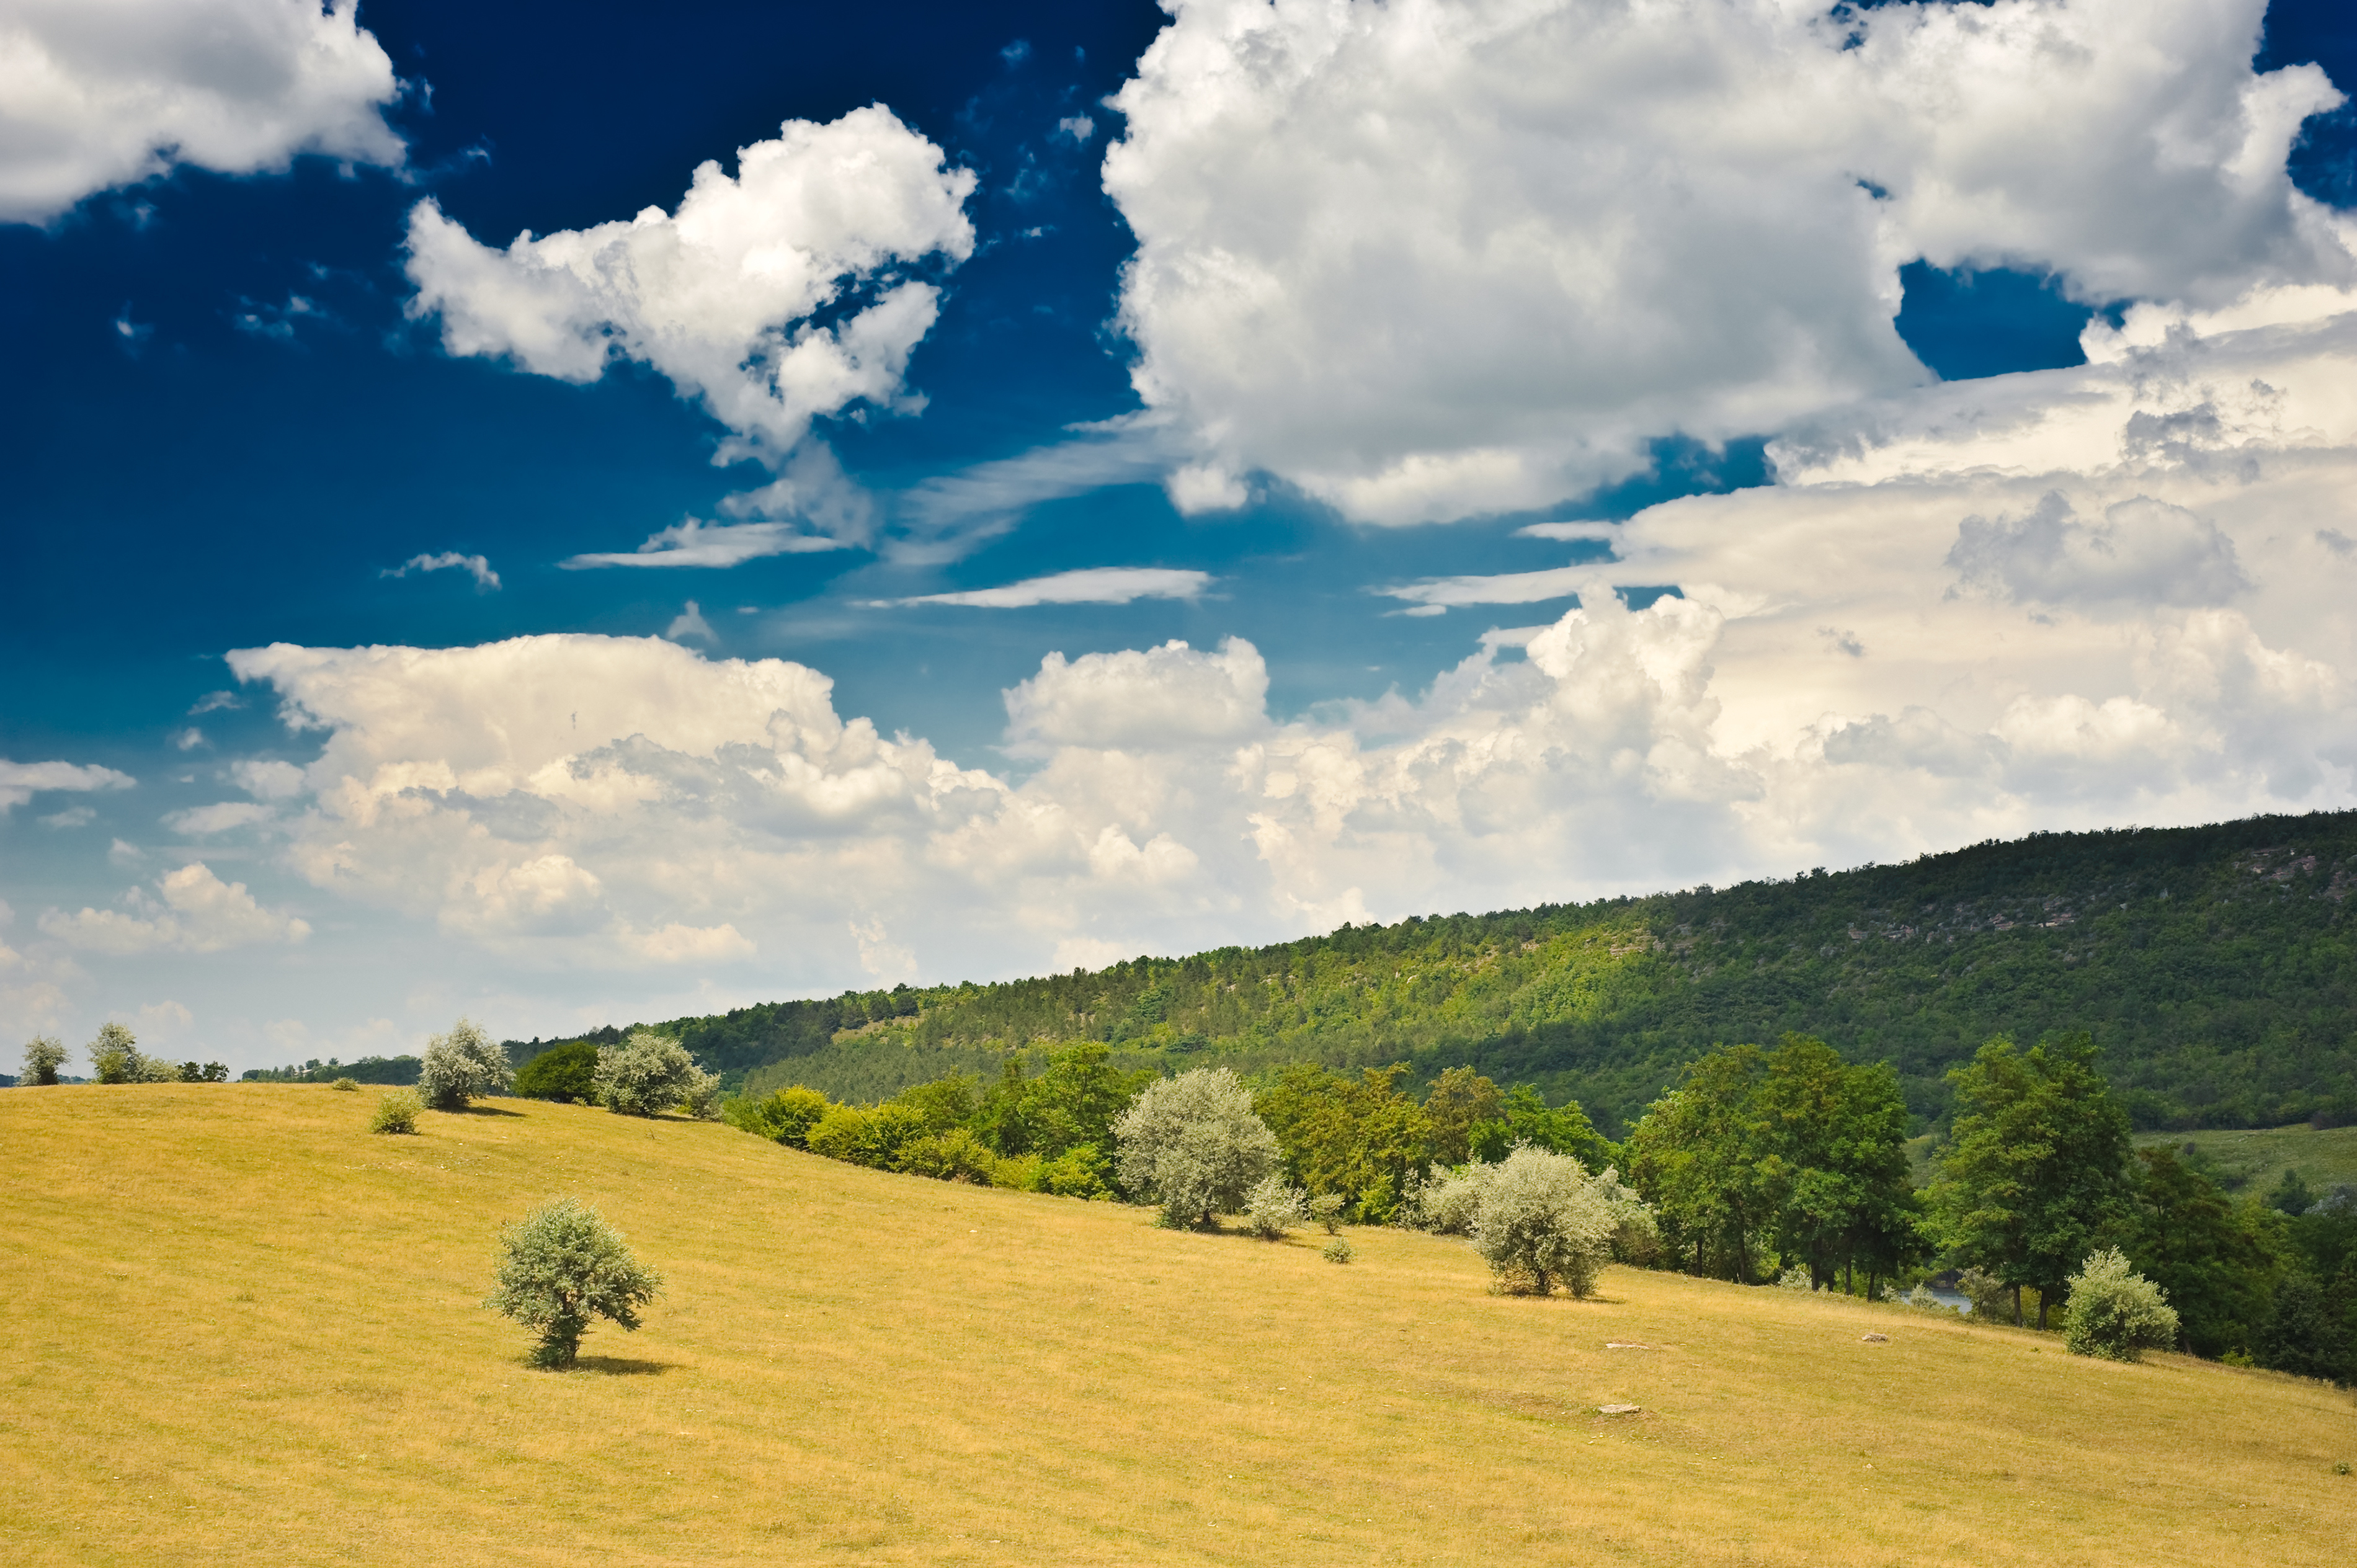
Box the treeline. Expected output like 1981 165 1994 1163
14 1026 224 1086
241 1054 421 1085
537 811 2357 1134
537 1020 2357 1383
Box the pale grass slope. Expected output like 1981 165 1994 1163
1 1086 2350 1566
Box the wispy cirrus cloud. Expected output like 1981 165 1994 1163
562 519 849 569
873 566 1214 609
383 551 501 590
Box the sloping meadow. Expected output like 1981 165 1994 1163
2 1084 2350 1566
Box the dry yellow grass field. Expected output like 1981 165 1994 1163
3 1085 2351 1567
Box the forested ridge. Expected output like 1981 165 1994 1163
519 809 2357 1136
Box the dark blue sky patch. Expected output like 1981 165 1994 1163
1892 261 2099 381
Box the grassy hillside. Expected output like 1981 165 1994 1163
4 1085 2351 1566
544 811 2357 1135
2136 1123 2357 1200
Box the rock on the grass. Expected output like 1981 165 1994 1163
1860 1332 1890 1343
1598 1403 1642 1414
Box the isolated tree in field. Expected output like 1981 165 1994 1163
484 1197 662 1369
1469 1145 1616 1298
417 1017 513 1110
20 1035 67 1085
1244 1175 1308 1239
1114 1067 1280 1228
512 1040 600 1103
86 1022 177 1084
593 1030 720 1118
1931 1033 2130 1328
2061 1247 2178 1362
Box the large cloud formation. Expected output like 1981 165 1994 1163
0 0 404 225
206 281 2357 987
406 105 975 556
1103 0 2351 522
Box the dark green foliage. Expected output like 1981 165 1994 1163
2266 1169 2318 1216
513 1041 600 1103
1467 1084 1618 1170
242 1055 420 1085
1624 1035 1923 1291
971 1042 1156 1164
2115 1147 2283 1357
2255 1270 2356 1384
1424 1066 1504 1165
726 1085 832 1147
1254 1063 1432 1223
1931 1034 2132 1327
539 811 2357 1137
2287 1190 2357 1281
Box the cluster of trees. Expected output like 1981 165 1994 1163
241 1055 419 1085
15 1026 225 1087
1627 1030 2357 1380
553 810 2357 1135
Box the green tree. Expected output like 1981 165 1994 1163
87 1022 176 1084
728 1084 832 1147
1623 1044 1778 1283
2116 1147 2281 1356
483 1198 663 1369
1423 1066 1504 1165
1254 1062 1431 1221
1931 1033 2130 1327
1466 1085 1618 1170
20 1035 67 1085
1752 1035 1926 1298
513 1041 600 1103
2255 1270 2355 1384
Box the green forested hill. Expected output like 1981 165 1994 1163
522 811 2357 1136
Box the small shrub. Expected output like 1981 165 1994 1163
1112 1067 1280 1229
727 1084 832 1147
1956 1267 2017 1323
2061 1247 2179 1362
370 1090 422 1135
1469 1145 1615 1299
20 1035 67 1086
417 1017 513 1111
804 1103 881 1164
592 1030 719 1118
1309 1193 1346 1234
1593 1166 1662 1265
1322 1235 1355 1264
1244 1175 1308 1240
1035 1143 1112 1200
483 1196 662 1369
330 1077 360 1092
1777 1265 1814 1291
897 1126 999 1183
1419 1164 1492 1236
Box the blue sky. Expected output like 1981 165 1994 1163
4 0 2355 1070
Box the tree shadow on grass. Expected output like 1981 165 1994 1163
566 1356 676 1376
456 1103 528 1117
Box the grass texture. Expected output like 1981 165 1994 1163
3 1085 2351 1566
2134 1122 2357 1197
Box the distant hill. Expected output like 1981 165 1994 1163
520 810 2357 1136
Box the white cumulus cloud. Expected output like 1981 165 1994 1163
40 862 311 954
0 757 133 811
383 551 501 590
406 104 976 548
0 0 404 225
1103 0 2353 523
